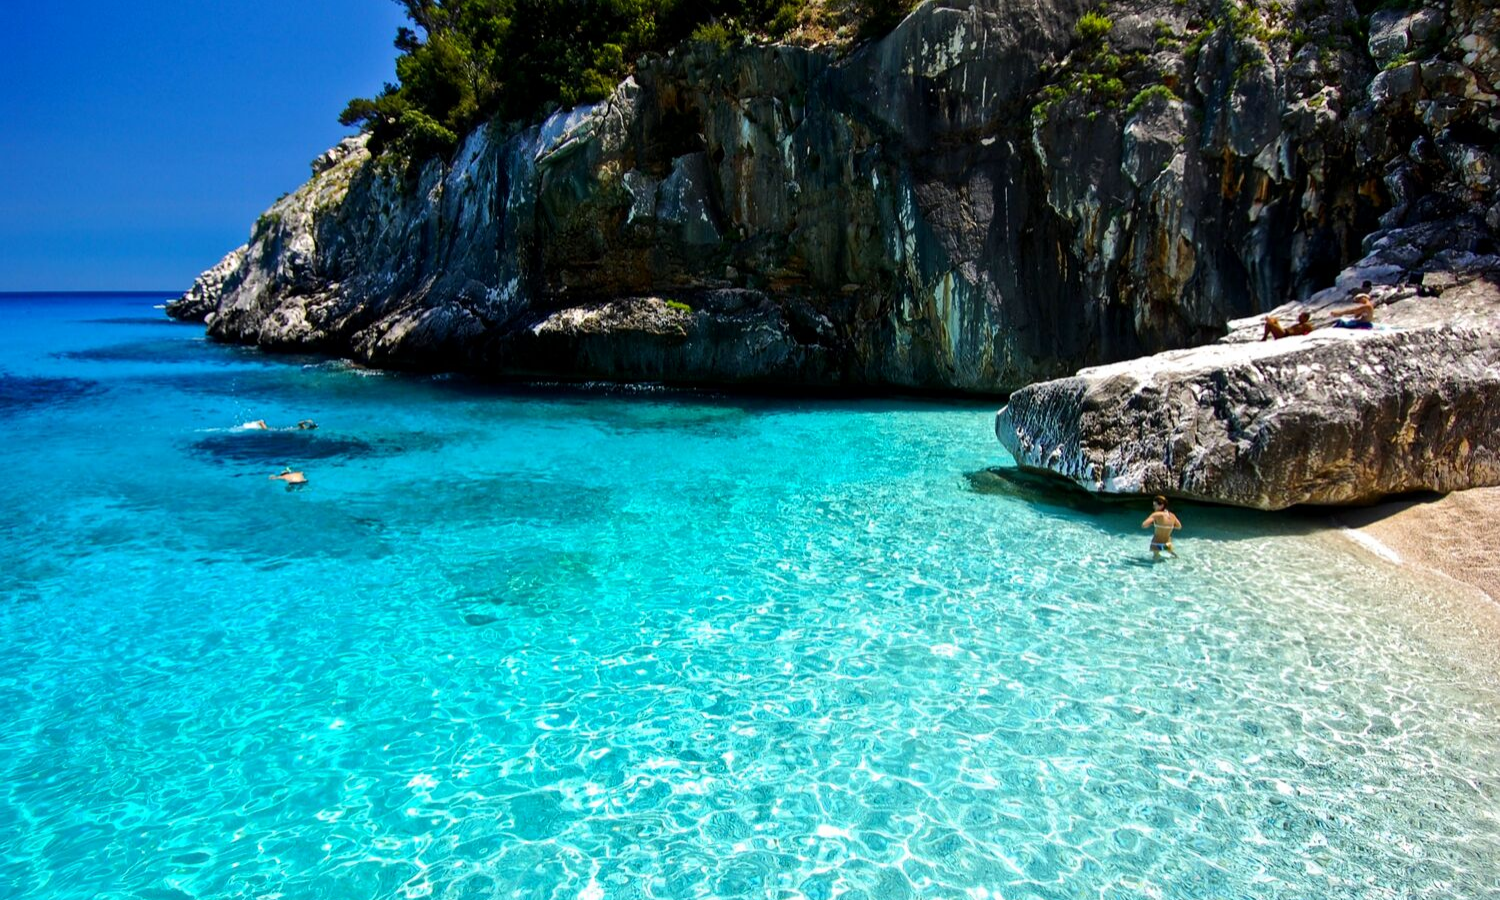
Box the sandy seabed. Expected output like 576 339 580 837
1335 486 1500 605
1310 487 1500 681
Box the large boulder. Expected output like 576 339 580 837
995 277 1500 509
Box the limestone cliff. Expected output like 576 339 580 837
171 0 1498 394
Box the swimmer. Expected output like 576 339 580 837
1141 495 1181 561
244 420 270 430
295 420 318 430
269 466 307 486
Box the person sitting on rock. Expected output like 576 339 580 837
1330 281 1376 330
1261 311 1315 341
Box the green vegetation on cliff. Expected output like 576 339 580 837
343 0 917 160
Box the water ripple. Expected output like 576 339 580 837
1 298 1498 899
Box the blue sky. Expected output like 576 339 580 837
0 2 408 292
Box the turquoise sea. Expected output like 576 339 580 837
2 292 1498 900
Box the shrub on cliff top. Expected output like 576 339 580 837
343 0 913 163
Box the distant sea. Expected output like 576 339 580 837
3 292 1498 899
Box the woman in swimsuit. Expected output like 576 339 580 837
1142 495 1181 560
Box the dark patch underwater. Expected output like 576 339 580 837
188 430 379 465
78 317 197 327
0 372 101 416
187 428 450 466
57 338 271 367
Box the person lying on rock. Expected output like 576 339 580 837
1329 281 1376 330
1261 311 1315 340
1142 495 1181 561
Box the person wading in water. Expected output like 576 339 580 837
1142 495 1182 561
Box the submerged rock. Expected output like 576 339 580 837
0 373 99 416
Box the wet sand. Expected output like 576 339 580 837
1333 487 1500 605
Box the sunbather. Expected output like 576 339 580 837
1262 311 1315 340
1330 281 1376 330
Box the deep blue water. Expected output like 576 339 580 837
2 293 1498 900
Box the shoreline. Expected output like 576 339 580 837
1314 486 1500 683
1330 487 1500 606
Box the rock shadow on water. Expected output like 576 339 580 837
969 465 1339 544
0 372 101 417
965 466 1124 516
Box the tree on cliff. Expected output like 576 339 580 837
342 0 915 160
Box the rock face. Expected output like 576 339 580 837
996 275 1500 509
172 0 1498 393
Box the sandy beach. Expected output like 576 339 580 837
1334 487 1500 605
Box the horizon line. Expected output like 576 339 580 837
0 290 180 296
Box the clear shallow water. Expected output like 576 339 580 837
2 293 1498 900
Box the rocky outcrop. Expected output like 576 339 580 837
172 0 1498 393
996 273 1500 509
170 246 246 323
